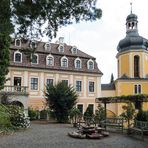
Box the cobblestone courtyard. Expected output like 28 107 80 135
0 122 148 148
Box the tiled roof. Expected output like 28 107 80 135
10 40 95 59
9 39 103 75
101 83 115 90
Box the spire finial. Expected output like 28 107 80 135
130 2 133 14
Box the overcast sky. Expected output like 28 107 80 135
45 0 148 83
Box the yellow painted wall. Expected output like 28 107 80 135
120 54 130 77
101 90 118 115
115 80 148 113
144 53 148 76
118 50 148 78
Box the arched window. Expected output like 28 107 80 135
30 41 37 49
14 51 22 63
45 43 51 51
75 58 81 69
15 39 21 47
46 55 54 66
31 54 38 64
58 44 64 52
134 84 141 94
61 56 68 67
87 59 94 70
134 55 140 78
71 46 77 54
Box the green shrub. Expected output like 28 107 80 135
8 105 30 129
69 108 82 126
135 110 148 121
0 105 12 129
84 106 94 125
95 104 105 125
0 105 30 131
28 108 39 120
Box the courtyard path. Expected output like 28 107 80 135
0 122 148 148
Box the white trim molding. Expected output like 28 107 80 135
61 56 68 67
14 50 22 63
46 54 54 66
87 59 94 70
74 57 82 69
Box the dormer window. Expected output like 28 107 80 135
46 54 54 66
45 43 51 51
71 46 77 54
15 39 21 47
58 44 64 52
87 59 94 70
31 54 38 64
30 41 36 49
61 56 68 67
14 51 22 63
75 58 81 69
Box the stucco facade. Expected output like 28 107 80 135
4 37 102 114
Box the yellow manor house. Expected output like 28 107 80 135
3 36 102 114
1 11 148 115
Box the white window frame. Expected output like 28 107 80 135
88 81 95 93
77 103 84 114
14 51 22 63
30 41 37 49
46 78 54 86
61 56 68 67
87 103 95 114
15 38 21 47
30 77 39 91
46 54 54 66
74 58 81 69
76 80 82 92
71 46 77 54
58 44 64 52
44 43 51 51
87 59 94 70
31 54 38 64
134 84 142 94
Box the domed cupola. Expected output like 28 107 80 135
117 9 148 52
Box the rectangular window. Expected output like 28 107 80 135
62 80 68 86
32 54 38 64
77 104 83 114
134 85 137 94
14 77 21 92
46 79 53 86
31 78 38 90
76 81 82 92
89 81 94 92
138 85 141 94
134 84 141 94
88 104 94 114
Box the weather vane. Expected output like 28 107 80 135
130 2 133 14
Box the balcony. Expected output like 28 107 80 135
0 85 29 96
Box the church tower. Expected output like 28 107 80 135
117 12 148 79
115 8 148 111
